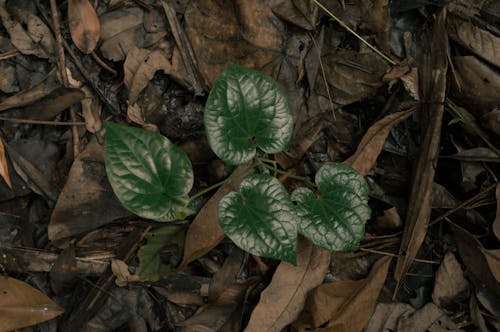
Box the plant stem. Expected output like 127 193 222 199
312 0 397 66
258 161 316 188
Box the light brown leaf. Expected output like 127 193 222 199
0 276 64 331
0 138 12 188
293 256 391 332
180 165 252 268
244 238 331 332
68 0 100 54
431 252 469 308
494 183 500 241
124 47 171 104
344 109 415 175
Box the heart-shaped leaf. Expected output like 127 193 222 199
292 164 371 251
204 63 293 165
218 174 297 264
105 122 194 221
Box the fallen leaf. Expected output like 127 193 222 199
447 14 500 68
180 164 252 268
482 249 500 283
123 47 171 104
181 279 257 331
81 87 104 139
272 0 318 30
394 10 448 293
0 276 64 331
481 108 500 137
0 137 12 188
208 248 246 302
111 259 140 287
48 141 131 242
68 0 100 53
494 183 500 241
365 302 464 332
50 246 78 295
244 237 330 332
431 252 469 308
345 109 415 175
293 256 391 332
153 274 210 306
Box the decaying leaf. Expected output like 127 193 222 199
365 302 464 332
432 252 469 308
48 141 131 242
68 0 100 54
482 249 500 283
293 256 390 332
124 47 171 105
494 183 500 241
0 137 12 188
0 276 64 331
271 0 318 30
345 109 415 175
180 164 252 268
244 238 330 332
394 9 448 294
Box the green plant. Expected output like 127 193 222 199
105 63 371 268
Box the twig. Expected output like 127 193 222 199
0 116 86 126
49 0 80 158
91 51 118 76
359 248 440 264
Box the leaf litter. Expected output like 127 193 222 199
0 0 499 330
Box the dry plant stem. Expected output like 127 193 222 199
359 248 439 264
91 51 118 76
0 116 86 126
313 0 397 65
0 49 20 60
49 0 80 158
428 183 497 227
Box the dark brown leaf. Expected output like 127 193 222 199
0 137 12 188
431 252 469 308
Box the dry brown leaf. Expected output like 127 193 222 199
272 0 318 30
180 165 252 268
50 246 78 295
68 0 100 53
431 252 469 308
208 249 246 302
345 109 415 175
0 276 64 331
293 256 391 332
447 14 500 68
244 238 331 332
394 9 448 293
494 183 500 241
124 47 171 104
452 224 500 296
482 249 500 283
365 302 464 332
481 108 500 136
81 87 103 140
0 137 12 188
48 141 131 242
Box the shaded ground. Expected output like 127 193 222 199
0 0 499 331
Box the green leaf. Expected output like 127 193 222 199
292 164 371 251
204 63 293 165
136 225 185 281
104 122 194 221
218 174 297 264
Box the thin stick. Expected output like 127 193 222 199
312 0 397 65
359 248 440 264
91 51 118 76
0 116 86 126
49 0 80 158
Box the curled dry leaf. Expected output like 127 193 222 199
124 47 171 105
68 0 100 54
0 276 64 331
244 238 331 332
0 138 12 188
293 256 391 332
345 109 415 175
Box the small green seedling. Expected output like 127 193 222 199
105 63 371 269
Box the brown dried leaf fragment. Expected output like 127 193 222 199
0 138 12 188
493 183 500 241
244 238 331 332
293 256 391 332
0 276 64 331
68 0 100 54
345 109 415 175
